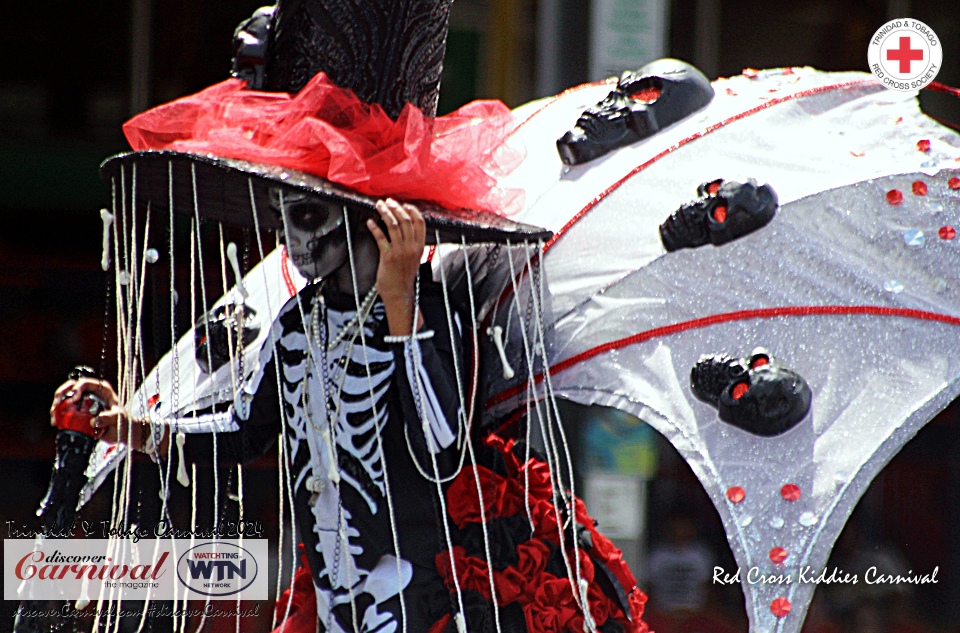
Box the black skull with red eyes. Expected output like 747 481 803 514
659 178 778 252
691 348 811 436
557 58 714 166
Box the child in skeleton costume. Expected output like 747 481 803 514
48 1 652 631
151 194 475 632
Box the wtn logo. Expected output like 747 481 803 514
177 543 258 597
186 557 247 581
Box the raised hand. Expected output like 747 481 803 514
367 198 426 335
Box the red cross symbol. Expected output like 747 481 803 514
886 36 924 74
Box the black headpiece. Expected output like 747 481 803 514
99 0 550 244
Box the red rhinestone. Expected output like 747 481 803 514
726 486 746 504
949 177 960 190
886 189 903 205
917 139 931 152
713 205 728 223
707 181 722 195
743 68 760 78
781 484 801 501
912 181 928 196
939 226 956 240
769 547 788 564
771 597 792 618
147 393 161 409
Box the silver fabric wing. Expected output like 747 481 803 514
480 67 960 632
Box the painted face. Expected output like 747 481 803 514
276 191 349 281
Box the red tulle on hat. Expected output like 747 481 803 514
123 73 525 215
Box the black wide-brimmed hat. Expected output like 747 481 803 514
99 0 550 244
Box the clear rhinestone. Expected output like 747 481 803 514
739 515 754 527
883 280 904 294
904 229 925 247
769 516 784 529
118 271 131 285
799 512 818 527
145 248 160 264
933 278 948 293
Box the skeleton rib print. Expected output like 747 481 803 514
273 288 413 633
159 277 466 631
163 277 466 631
279 297 392 511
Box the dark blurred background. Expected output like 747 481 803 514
2 0 960 631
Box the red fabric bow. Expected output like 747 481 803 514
123 73 525 215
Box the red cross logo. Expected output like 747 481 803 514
886 36 924 74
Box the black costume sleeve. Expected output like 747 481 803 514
388 267 466 478
178 354 282 465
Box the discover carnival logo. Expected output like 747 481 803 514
14 549 169 583
868 18 942 92
176 542 259 597
4 538 267 601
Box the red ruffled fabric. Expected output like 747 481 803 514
271 547 316 633
435 434 651 633
123 73 525 215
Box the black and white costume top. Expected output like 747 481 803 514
180 270 466 632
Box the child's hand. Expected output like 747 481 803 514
368 199 426 335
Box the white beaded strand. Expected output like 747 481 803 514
342 208 410 632
506 243 591 620
458 237 504 633
245 180 298 632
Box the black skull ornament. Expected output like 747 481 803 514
231 6 275 89
557 58 715 166
659 178 778 251
195 304 261 374
691 348 812 436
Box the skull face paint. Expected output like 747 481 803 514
275 190 349 281
691 348 812 437
659 178 778 251
557 58 715 165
